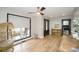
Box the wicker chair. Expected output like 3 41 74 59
0 23 14 52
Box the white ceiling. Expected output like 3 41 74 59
1 7 76 18
43 7 75 18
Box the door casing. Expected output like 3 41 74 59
44 19 49 36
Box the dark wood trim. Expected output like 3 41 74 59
7 13 9 40
44 19 49 36
13 36 31 42
30 18 31 37
44 19 49 30
7 13 31 40
7 13 30 19
62 19 71 35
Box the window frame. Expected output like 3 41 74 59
7 13 31 41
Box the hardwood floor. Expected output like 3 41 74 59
13 35 79 52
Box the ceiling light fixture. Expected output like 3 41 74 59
36 12 40 15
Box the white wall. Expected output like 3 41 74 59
31 15 44 38
0 7 44 38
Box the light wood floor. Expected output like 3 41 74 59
13 35 79 52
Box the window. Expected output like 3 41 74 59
7 13 31 41
63 21 69 25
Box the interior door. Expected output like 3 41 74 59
44 19 49 36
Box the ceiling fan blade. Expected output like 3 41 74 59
40 13 44 15
40 7 46 11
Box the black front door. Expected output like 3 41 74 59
44 19 49 36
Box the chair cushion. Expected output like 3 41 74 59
0 40 13 47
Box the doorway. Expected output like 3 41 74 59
62 19 71 35
44 19 49 36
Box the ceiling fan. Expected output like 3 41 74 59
28 7 46 15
